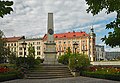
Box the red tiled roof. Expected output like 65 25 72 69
3 36 24 42
43 31 89 40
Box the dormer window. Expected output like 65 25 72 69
56 36 58 38
83 34 85 36
73 35 76 37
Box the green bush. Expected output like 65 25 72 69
58 54 69 65
15 56 41 69
34 57 42 65
81 71 120 81
69 53 90 71
0 74 17 82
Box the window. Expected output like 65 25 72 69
33 42 35 45
11 48 13 51
55 36 58 38
59 41 61 44
64 41 66 44
14 48 16 51
14 43 16 46
37 46 41 50
37 52 41 55
19 47 22 50
11 43 13 46
19 43 22 45
37 42 40 45
82 40 85 42
68 41 70 43
19 52 22 55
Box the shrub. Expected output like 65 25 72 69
58 54 69 65
35 57 42 65
0 74 17 82
81 71 120 81
15 56 41 69
69 53 90 71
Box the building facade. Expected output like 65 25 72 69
18 38 43 59
105 52 120 60
4 29 96 61
4 36 25 57
43 28 96 61
95 45 106 61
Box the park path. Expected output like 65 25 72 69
1 76 120 83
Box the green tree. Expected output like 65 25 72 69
0 30 12 63
66 47 72 56
58 54 69 65
85 0 120 47
58 47 72 65
28 44 35 58
0 30 6 63
69 53 90 71
8 51 17 64
0 0 13 18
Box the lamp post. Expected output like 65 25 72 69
73 42 78 71
82 44 85 55
21 41 27 65
73 42 78 55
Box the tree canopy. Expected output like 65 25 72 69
0 30 9 63
28 44 35 58
0 0 13 18
85 0 120 47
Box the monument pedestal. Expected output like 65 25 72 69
44 52 57 64
44 43 58 64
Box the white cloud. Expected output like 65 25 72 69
0 0 118 51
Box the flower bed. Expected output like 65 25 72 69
0 67 9 73
0 64 24 82
81 66 120 81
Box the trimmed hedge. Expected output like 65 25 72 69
0 71 24 82
81 71 120 81
0 74 17 82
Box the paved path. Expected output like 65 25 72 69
1 77 120 83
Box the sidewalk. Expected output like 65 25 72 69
1 76 120 83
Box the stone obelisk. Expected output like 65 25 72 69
44 13 57 64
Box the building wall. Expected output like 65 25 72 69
5 41 19 57
95 45 106 61
5 31 96 61
105 52 120 60
49 35 96 61
18 39 43 59
55 37 91 57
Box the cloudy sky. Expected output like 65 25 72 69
0 0 120 51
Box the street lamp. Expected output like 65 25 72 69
21 41 27 65
82 44 85 54
73 42 78 55
73 42 78 71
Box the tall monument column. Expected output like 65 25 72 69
44 13 57 64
